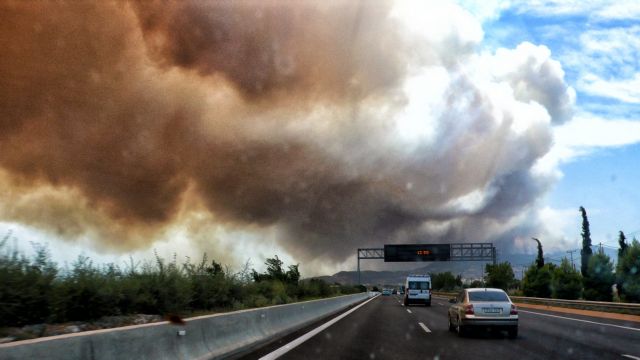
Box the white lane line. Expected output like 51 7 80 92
622 355 640 360
406 309 412 314
436 302 444 306
519 310 640 332
259 295 379 360
418 322 432 333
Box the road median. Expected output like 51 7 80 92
0 292 373 360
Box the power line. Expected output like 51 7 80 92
625 229 640 237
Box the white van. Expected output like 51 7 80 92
403 274 431 306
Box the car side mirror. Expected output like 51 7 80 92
449 298 456 303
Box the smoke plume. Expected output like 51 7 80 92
0 1 574 268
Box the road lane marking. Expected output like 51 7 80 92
406 309 412 314
418 322 431 333
519 310 640 332
259 295 379 360
622 355 640 360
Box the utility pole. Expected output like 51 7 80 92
357 253 361 285
566 249 578 270
598 242 604 254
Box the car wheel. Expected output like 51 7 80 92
456 318 466 337
448 316 455 332
507 326 518 339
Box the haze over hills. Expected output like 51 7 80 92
312 248 619 286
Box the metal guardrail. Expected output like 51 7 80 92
432 291 640 316
510 296 640 315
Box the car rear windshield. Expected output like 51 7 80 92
408 281 429 290
468 291 509 302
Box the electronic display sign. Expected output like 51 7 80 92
384 244 451 262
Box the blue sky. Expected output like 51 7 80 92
463 0 640 249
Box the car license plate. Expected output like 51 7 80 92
482 308 501 313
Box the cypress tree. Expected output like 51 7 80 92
618 231 628 259
579 206 592 276
532 237 544 268
616 231 629 299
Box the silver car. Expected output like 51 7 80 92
447 288 518 338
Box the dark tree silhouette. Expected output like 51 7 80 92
579 206 592 276
532 237 544 268
618 231 628 259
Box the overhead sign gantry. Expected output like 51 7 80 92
356 243 496 284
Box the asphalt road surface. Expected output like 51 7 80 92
245 294 640 360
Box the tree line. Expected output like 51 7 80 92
0 237 363 328
483 206 639 302
429 206 639 302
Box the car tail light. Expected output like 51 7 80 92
465 304 474 315
510 304 518 315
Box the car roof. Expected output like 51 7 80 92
466 288 506 292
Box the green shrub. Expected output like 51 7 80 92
522 263 554 298
0 242 56 326
484 262 516 291
617 239 640 302
583 253 614 301
0 243 363 327
551 258 582 300
432 272 463 291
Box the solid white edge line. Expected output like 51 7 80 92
259 295 380 360
406 309 412 314
518 310 640 332
418 322 432 333
622 354 640 360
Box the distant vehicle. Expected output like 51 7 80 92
403 274 431 306
447 288 518 338
382 288 392 296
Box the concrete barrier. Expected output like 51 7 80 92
0 292 372 360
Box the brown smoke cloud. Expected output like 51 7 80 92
0 1 573 266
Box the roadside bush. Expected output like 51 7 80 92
617 239 640 302
583 253 615 301
51 257 122 322
522 263 554 298
0 242 56 325
432 272 462 291
551 258 582 300
484 262 516 291
0 241 364 328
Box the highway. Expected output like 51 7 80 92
244 294 640 360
